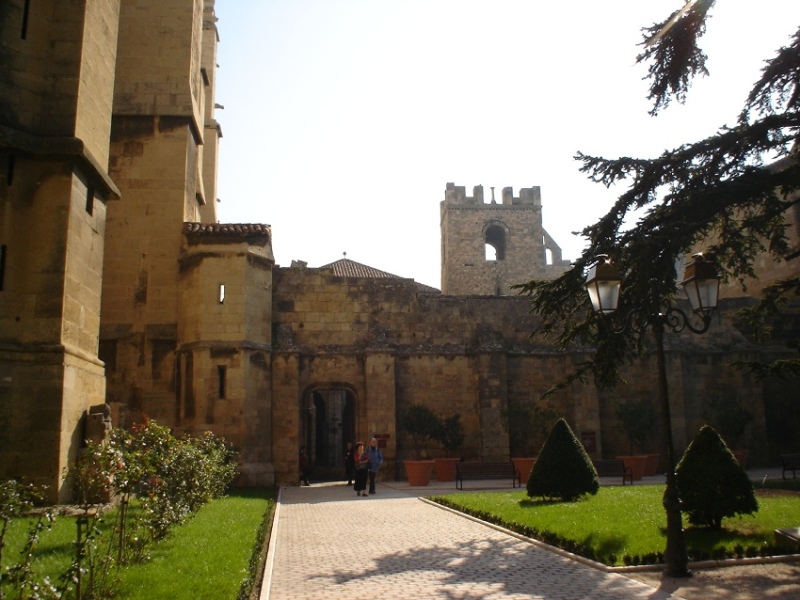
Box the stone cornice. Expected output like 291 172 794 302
0 125 120 200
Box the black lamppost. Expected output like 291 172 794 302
584 253 720 578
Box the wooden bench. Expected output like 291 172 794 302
455 461 521 490
593 459 633 485
780 453 800 480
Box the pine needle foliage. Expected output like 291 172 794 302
527 418 599 501
676 425 758 529
514 4 800 392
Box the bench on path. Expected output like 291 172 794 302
780 453 800 480
455 461 521 490
593 459 634 485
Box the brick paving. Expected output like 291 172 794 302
260 482 684 599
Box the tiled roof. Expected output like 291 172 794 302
319 258 440 293
183 222 271 240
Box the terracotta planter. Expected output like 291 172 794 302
433 458 460 482
404 460 434 486
617 455 648 481
511 457 537 484
732 450 748 468
644 453 660 477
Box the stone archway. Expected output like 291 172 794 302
303 387 355 480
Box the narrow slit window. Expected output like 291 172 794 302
219 284 225 303
217 365 227 399
21 0 31 39
0 245 6 291
85 185 94 216
6 155 14 186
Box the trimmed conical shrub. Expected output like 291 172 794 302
676 425 758 529
527 418 599 501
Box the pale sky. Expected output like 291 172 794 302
213 0 800 290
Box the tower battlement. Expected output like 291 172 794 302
444 183 541 206
441 182 567 295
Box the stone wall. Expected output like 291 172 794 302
0 0 119 501
101 0 218 434
270 263 799 485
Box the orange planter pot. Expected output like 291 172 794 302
404 460 434 486
644 454 660 477
433 458 460 482
732 450 748 468
512 457 537 484
617 455 648 481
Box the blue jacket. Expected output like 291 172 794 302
367 445 383 473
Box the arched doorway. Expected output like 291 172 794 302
304 387 355 481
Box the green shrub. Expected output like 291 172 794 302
400 404 442 459
435 413 465 457
527 418 599 501
615 399 657 455
676 425 758 529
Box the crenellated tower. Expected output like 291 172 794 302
440 183 570 295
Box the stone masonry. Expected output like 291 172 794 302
441 183 570 295
1 2 798 500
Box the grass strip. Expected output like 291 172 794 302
1 489 275 599
115 488 275 600
430 485 800 566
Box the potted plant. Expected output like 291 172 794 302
502 401 552 483
615 399 658 480
400 403 439 486
433 413 464 482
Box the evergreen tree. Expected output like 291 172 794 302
515 2 800 390
527 418 599 501
676 425 758 529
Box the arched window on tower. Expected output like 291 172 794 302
484 224 506 261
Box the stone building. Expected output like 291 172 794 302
1 1 798 501
0 0 121 502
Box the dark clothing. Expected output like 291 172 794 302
344 446 355 484
368 470 378 494
353 449 369 494
299 450 310 486
354 468 368 493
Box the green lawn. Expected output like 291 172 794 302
430 485 800 566
1 489 275 599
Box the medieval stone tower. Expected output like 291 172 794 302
440 183 570 295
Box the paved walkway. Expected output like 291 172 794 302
260 479 688 599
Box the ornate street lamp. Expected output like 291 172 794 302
584 254 622 315
584 253 719 577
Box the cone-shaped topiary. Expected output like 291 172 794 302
527 418 599 501
676 425 758 529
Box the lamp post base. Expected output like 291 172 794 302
662 470 692 578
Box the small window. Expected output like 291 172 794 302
6 155 15 186
21 0 31 39
219 284 225 303
217 365 227 399
85 185 95 216
485 224 506 260
0 245 6 291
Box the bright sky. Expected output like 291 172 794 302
214 0 800 290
